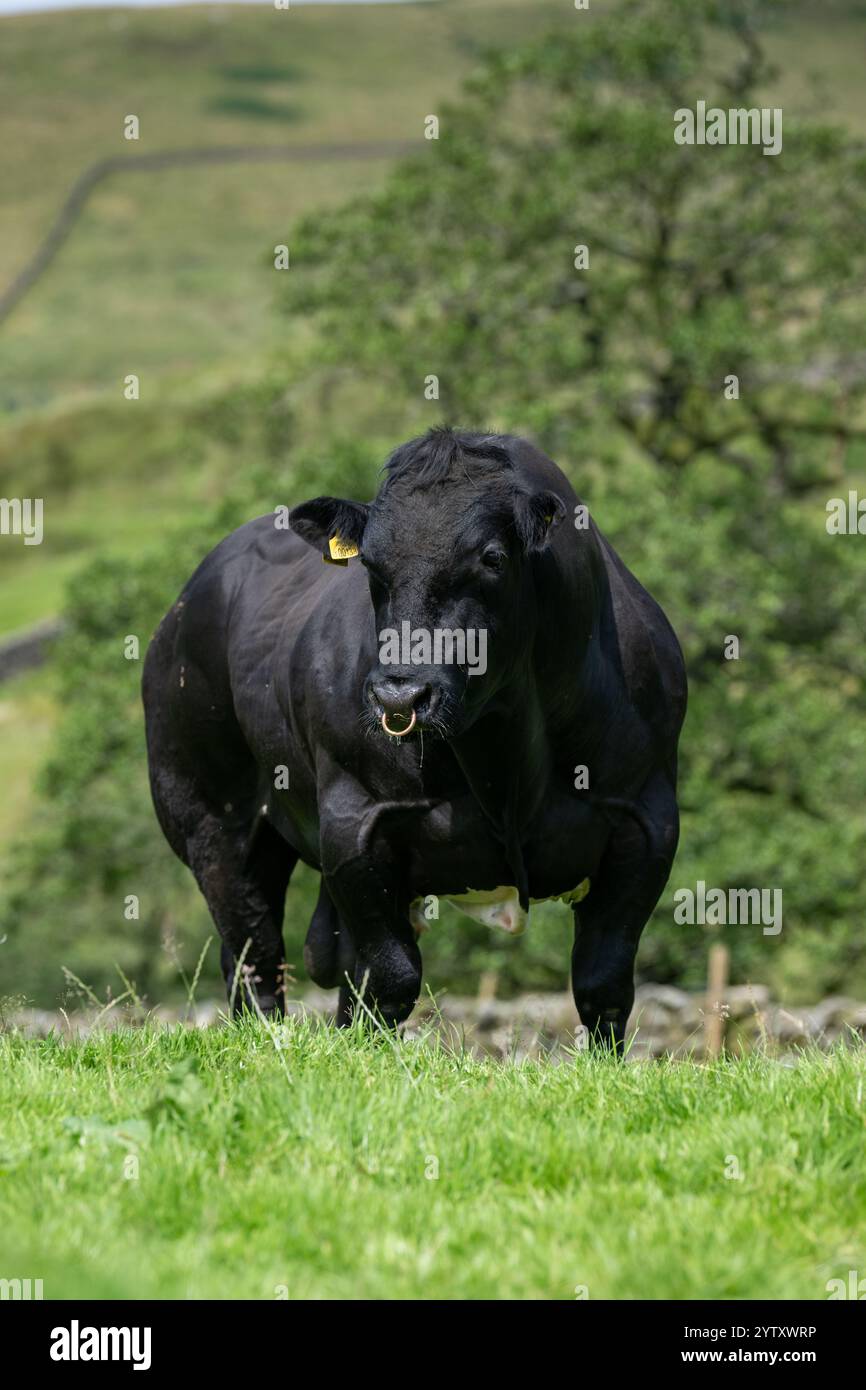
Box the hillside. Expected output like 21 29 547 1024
1 0 866 635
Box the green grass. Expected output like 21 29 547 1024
0 1020 863 1299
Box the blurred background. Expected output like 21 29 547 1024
1 0 865 1014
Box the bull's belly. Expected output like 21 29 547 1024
409 879 590 937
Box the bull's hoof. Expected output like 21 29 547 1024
229 991 285 1020
340 988 417 1030
374 998 417 1027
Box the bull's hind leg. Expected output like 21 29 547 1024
186 810 296 1016
144 613 296 1015
571 773 679 1052
149 758 296 1016
304 879 357 1026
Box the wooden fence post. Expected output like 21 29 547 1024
705 943 729 1058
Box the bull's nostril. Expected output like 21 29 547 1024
371 681 430 718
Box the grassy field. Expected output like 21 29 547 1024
0 0 564 413
0 1019 864 1300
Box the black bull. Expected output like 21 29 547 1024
143 429 686 1047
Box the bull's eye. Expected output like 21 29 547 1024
481 544 507 573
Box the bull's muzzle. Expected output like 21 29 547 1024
369 675 432 736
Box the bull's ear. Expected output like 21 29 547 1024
289 497 369 565
514 489 567 553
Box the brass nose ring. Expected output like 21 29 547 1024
381 708 417 737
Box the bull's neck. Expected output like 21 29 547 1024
448 537 604 903
448 698 544 908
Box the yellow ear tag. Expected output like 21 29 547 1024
324 535 359 565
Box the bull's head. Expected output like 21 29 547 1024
290 429 566 739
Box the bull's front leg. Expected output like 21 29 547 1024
319 791 421 1028
324 857 421 1026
